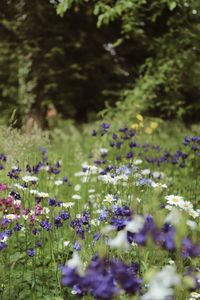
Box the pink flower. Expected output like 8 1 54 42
0 183 7 191
35 204 43 216
29 213 36 223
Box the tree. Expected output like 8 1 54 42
57 0 200 122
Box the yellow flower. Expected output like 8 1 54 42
145 127 153 134
131 123 139 130
136 114 143 121
150 121 158 129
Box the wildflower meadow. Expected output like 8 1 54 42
0 119 199 300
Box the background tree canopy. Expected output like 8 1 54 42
0 0 200 126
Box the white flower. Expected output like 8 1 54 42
88 189 95 193
13 183 27 190
37 192 49 198
133 159 143 165
100 148 108 154
179 201 193 211
90 219 100 226
116 174 128 182
141 265 180 300
62 202 75 208
4 214 17 220
141 169 151 176
54 180 63 186
12 165 19 170
74 184 81 191
63 241 70 247
22 175 38 183
40 165 50 171
125 215 145 233
30 189 39 195
165 208 181 225
107 230 130 251
151 181 159 188
74 171 86 177
42 207 50 215
101 225 115 234
165 195 184 207
90 165 99 174
67 252 84 275
13 200 21 206
189 292 200 299
0 234 8 243
99 174 117 185
103 194 115 203
165 205 173 211
161 184 168 189
152 171 164 179
189 209 199 219
72 194 81 200
186 220 197 230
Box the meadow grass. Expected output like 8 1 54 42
0 120 199 300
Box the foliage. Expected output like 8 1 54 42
0 121 200 299
0 0 128 125
57 0 200 122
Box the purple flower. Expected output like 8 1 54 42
159 223 176 251
111 260 142 294
182 238 200 258
0 242 7 250
14 223 22 231
40 219 51 231
73 241 82 251
27 248 35 257
54 216 63 228
92 129 97 136
60 210 70 221
61 266 81 287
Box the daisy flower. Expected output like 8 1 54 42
165 195 184 207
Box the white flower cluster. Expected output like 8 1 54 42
165 195 199 218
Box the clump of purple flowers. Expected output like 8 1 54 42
61 254 142 299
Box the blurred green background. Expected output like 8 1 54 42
0 0 200 128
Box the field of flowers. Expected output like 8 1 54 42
0 119 200 300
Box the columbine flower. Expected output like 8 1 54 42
37 192 49 198
54 180 63 186
103 194 116 203
165 208 181 225
186 220 197 230
74 184 81 191
27 248 35 257
30 189 39 195
13 183 27 191
0 183 7 191
133 159 143 165
126 216 145 233
141 265 180 300
67 252 84 275
22 175 38 183
165 195 184 207
64 241 70 247
141 169 151 176
108 230 130 251
62 202 75 208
